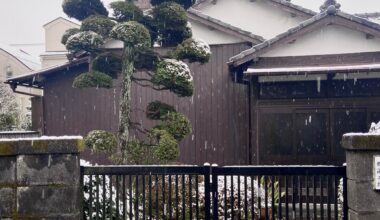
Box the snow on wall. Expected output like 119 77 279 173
199 0 307 39
262 24 380 57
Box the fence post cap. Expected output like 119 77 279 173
342 133 380 151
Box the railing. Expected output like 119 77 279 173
81 164 347 220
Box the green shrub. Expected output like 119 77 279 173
160 112 191 141
62 0 108 21
110 21 151 48
173 38 211 64
152 59 193 97
73 71 113 89
66 31 104 53
110 1 143 22
146 101 176 120
81 15 116 38
151 0 196 9
84 130 117 154
150 129 179 164
61 28 80 45
92 53 122 78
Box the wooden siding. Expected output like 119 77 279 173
38 43 251 165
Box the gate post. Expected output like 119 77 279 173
0 137 83 219
342 133 380 220
204 163 211 220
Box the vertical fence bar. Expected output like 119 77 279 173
231 175 235 218
123 176 126 220
189 175 193 220
278 176 282 220
251 176 255 220
175 175 179 220
96 175 99 220
149 174 152 220
271 176 275 220
196 175 200 220
162 174 166 220
292 176 296 220
320 175 324 220
116 175 120 220
285 175 289 220
102 175 106 220
129 175 132 220
89 175 93 220
169 175 172 220
238 175 242 220
299 176 302 220
224 175 227 219
258 175 261 220
334 176 338 220
204 164 211 220
313 175 317 220
264 176 268 220
155 175 159 219
135 175 139 220
244 176 248 220
109 175 112 220
327 175 331 220
343 174 348 220
182 175 185 220
306 175 310 220
142 175 146 220
212 167 218 220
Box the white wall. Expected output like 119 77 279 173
44 18 80 52
42 18 80 68
190 20 245 45
199 0 307 39
262 24 380 57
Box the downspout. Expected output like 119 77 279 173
247 79 253 165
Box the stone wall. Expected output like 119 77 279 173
342 133 380 220
0 137 83 219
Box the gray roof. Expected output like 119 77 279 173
0 43 41 71
229 6 380 67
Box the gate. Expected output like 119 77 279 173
81 164 347 220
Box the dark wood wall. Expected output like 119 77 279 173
39 43 251 165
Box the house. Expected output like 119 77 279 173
0 43 41 118
40 17 80 68
6 0 378 165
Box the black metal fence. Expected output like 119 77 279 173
81 165 347 220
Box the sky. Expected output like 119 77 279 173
0 0 379 56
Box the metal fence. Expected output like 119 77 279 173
81 165 347 220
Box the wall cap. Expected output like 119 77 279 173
0 136 84 156
342 133 380 151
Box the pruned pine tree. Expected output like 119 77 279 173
62 0 211 164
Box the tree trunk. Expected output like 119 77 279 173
118 46 134 164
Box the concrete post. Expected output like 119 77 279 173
0 137 84 219
342 133 380 220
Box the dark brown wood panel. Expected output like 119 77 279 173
37 43 251 165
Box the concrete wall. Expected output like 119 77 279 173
0 137 83 219
342 134 380 220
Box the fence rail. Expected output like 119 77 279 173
81 165 347 220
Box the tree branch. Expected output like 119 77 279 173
133 80 168 91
